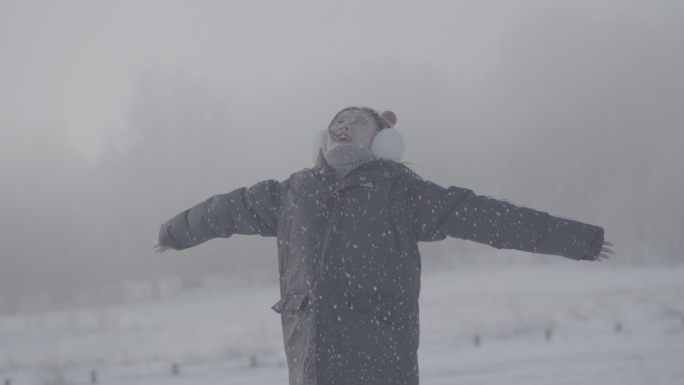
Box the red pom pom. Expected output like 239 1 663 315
381 110 397 127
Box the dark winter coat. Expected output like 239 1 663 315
159 158 604 385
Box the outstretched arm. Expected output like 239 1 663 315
409 179 607 261
157 179 286 251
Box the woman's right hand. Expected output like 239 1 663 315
154 244 172 254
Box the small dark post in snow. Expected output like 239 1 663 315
545 328 552 341
473 335 480 347
5 378 10 385
91 370 97 384
250 355 258 368
615 322 622 332
172 363 180 376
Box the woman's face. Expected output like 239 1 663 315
327 109 378 151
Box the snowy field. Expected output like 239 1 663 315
1 261 683 385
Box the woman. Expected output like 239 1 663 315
155 107 612 385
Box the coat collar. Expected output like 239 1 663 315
315 151 405 189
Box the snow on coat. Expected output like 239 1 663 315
159 158 604 385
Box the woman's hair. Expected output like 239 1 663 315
327 107 393 132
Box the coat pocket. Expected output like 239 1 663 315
271 294 309 313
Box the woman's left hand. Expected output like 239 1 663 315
597 240 614 261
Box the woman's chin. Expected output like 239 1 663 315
327 141 358 151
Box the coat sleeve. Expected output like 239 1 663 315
158 179 286 250
407 179 604 261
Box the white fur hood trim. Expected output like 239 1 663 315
311 128 405 165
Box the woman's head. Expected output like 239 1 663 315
326 107 393 151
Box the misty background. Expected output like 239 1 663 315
1 0 682 313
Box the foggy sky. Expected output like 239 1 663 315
1 0 682 308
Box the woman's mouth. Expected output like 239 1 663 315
334 134 351 143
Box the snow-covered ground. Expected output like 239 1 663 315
1 261 683 384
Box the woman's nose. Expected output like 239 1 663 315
332 125 347 135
